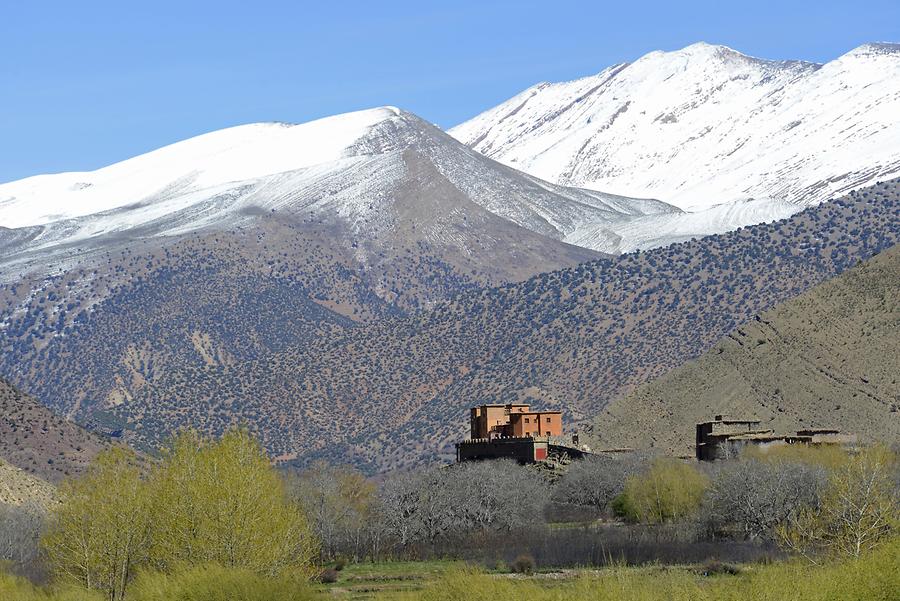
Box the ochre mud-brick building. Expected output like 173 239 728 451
469 403 562 440
458 403 568 464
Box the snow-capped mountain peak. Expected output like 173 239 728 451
2 105 692 282
0 107 402 229
450 42 900 212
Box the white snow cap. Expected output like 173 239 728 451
450 42 900 211
0 107 401 228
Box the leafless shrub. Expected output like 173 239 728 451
552 454 647 516
703 458 825 541
0 501 46 579
511 553 535 574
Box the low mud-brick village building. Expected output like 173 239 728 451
696 415 857 460
456 403 580 463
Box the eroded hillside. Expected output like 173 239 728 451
586 244 900 455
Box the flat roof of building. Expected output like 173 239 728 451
700 418 762 425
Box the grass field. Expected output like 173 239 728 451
313 537 899 601
314 560 465 599
3 538 896 600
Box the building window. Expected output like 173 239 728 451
524 418 530 423
546 417 551 423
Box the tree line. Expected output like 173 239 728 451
0 430 897 600
288 444 899 567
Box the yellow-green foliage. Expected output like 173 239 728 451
41 429 317 600
147 430 317 576
41 447 150 601
617 458 708 523
779 445 899 559
0 569 102 601
742 443 849 469
127 564 317 601
378 537 899 601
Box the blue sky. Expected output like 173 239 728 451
2 0 898 183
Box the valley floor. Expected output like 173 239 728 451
313 546 898 601
3 548 897 601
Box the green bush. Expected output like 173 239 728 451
617 458 708 524
0 569 102 601
128 564 318 601
42 430 318 601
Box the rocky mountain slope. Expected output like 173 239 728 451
3 179 896 472
0 458 56 507
451 42 900 214
586 243 900 455
0 377 109 483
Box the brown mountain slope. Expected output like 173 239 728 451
585 244 900 455
0 457 56 507
1 180 899 472
0 377 109 483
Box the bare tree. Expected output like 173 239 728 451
703 458 825 540
376 470 424 548
415 468 457 545
446 460 548 534
0 501 45 577
374 460 549 557
552 454 645 515
779 445 899 561
289 462 375 561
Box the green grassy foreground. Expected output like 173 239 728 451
316 560 463 599
374 539 900 601
3 540 897 601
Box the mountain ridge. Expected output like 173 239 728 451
0 106 681 279
0 377 109 484
450 41 900 212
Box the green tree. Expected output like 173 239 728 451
42 447 150 601
42 429 319 600
147 429 317 576
616 458 708 524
